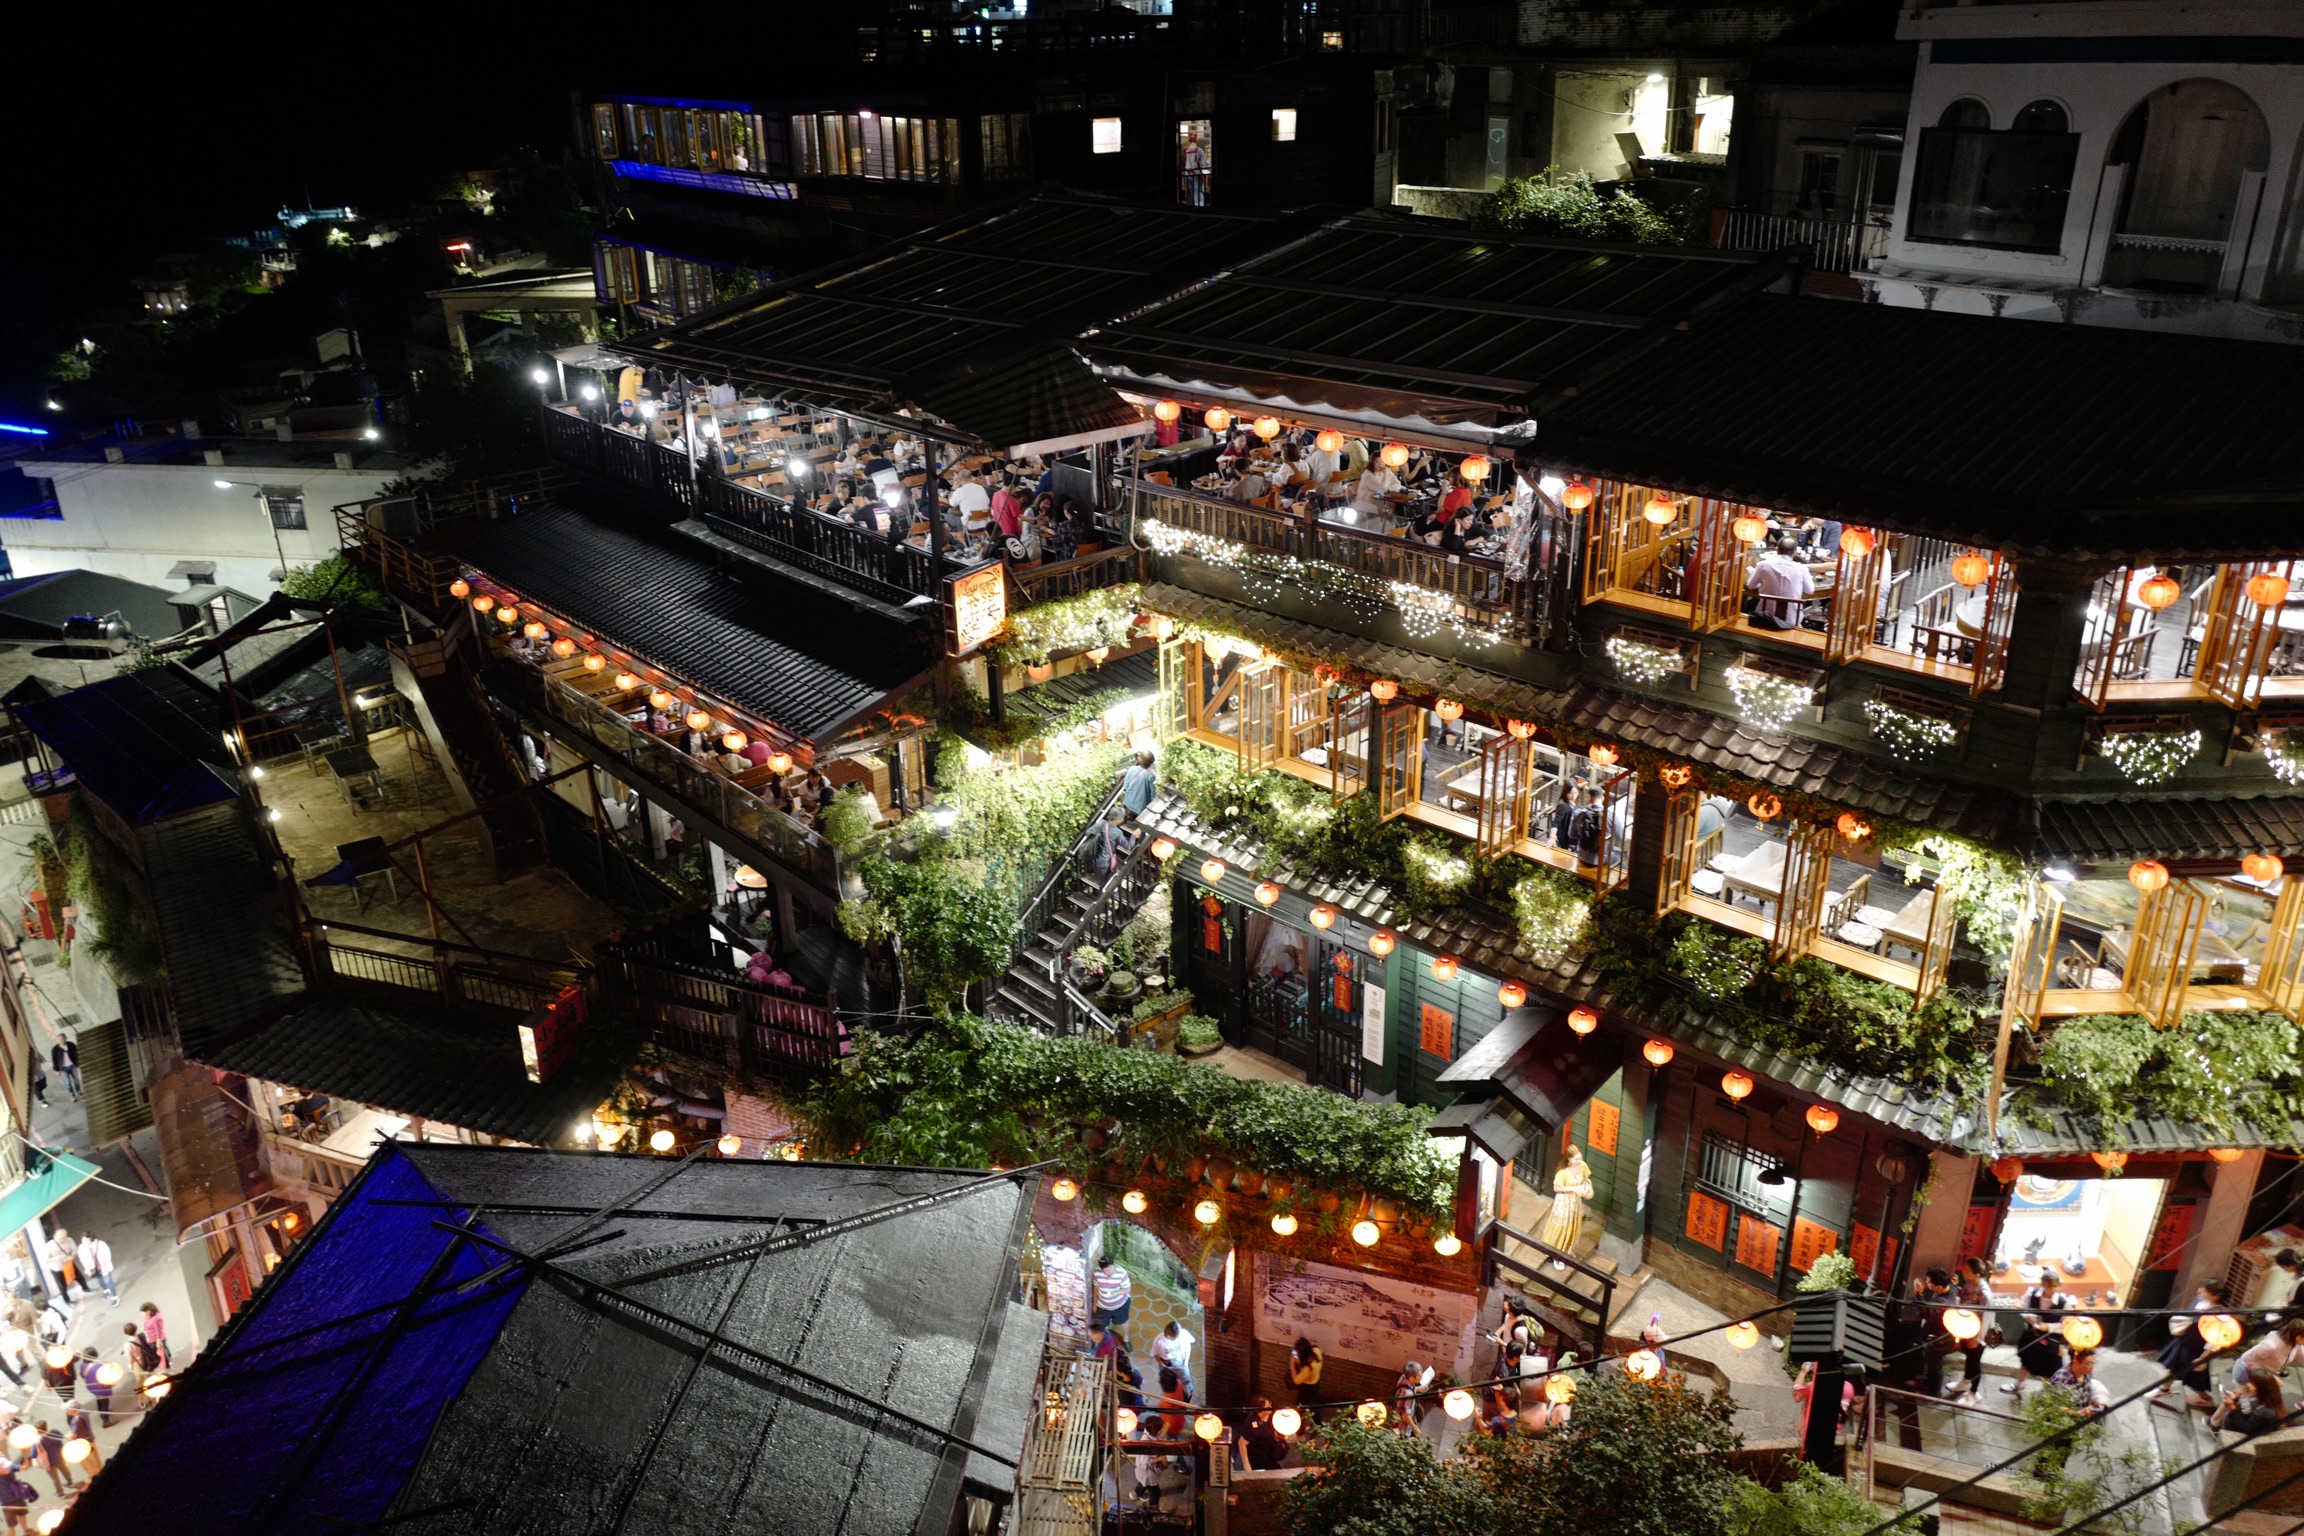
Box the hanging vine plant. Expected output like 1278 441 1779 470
986 582 1144 668
1862 699 1959 762
2099 725 2202 787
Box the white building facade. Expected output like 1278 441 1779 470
1865 0 2304 341
7 441 408 598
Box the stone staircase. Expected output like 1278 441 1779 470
985 785 1150 1039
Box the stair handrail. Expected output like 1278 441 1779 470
1481 1217 1618 1353
1010 777 1128 970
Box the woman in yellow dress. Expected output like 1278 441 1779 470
1540 1147 1595 1266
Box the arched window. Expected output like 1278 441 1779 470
2105 79 2271 293
2011 100 2067 134
1909 94 2079 253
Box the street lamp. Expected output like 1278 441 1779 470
214 478 292 589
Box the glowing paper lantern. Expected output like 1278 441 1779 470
717 1133 742 1156
1642 1038 1674 1067
1314 429 1344 454
6 1425 35 1452
1086 646 1111 664
95 1362 122 1387
1194 1198 1222 1226
767 751 794 775
1368 679 1398 702
1839 527 1876 559
1721 1071 1754 1101
1310 902 1338 929
1568 1006 1598 1036
2063 1314 2103 1350
2209 1147 2246 1163
1202 859 1227 884
1434 1232 1463 1257
1123 1189 1149 1214
1251 415 1282 441
1272 1407 1302 1437
472 594 494 614
1507 719 1537 740
1459 455 1491 484
1642 496 1678 526
1561 480 1595 511
2247 571 2291 608
1271 1212 1298 1236
1356 1401 1388 1427
1732 514 1769 545
1148 615 1175 641
550 637 575 659
449 578 471 599
1952 553 1991 588
615 671 641 690
1434 698 1464 722
1991 1156 2024 1183
1748 792 1782 820
1625 1349 1662 1381
1116 1407 1139 1435
1368 929 1396 957
648 689 676 711
1659 764 1692 788
2092 1150 2128 1175
2128 860 2169 893
584 653 606 672
1836 812 1871 842
1431 954 1459 981
1944 1309 1984 1342
1443 1388 1476 1420
685 709 713 733
722 731 748 753
2137 573 2182 610
1805 1104 1839 1134
1152 399 1182 423
1051 1177 1079 1201
1544 1375 1576 1404
1587 743 1618 767
1499 980 1528 1008
1151 838 1177 861
2199 1314 2244 1352
1351 1218 1380 1247
1380 442 1410 470
1727 1321 1760 1350
1195 1412 1224 1442
1254 880 1281 906
649 1128 676 1152
41 1347 68 1372
496 605 519 626
1205 407 1233 433
2242 853 2282 882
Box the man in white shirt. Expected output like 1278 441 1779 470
1304 441 1341 489
948 474 992 536
1350 462 1402 518
1150 1321 1196 1395
1745 535 1815 630
75 1235 115 1307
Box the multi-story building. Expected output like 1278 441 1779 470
1860 0 2304 339
544 191 2304 1331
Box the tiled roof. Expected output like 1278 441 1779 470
16 667 240 824
1002 647 1158 725
453 493 928 743
2032 793 2304 870
1141 583 2013 840
197 999 627 1146
139 803 305 1056
1552 681 2024 843
1539 291 2304 561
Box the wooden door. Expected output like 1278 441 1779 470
1772 823 1834 962
1657 789 1698 917
1376 705 1424 822
1914 883 1958 1001
2258 879 2304 1020
1826 529 1885 663
1237 662 1288 772
1311 940 1365 1098
2198 562 2294 708
1475 734 1533 859
1155 638 1197 742
2073 568 2129 710
2126 881 2206 1028
1687 500 1743 632
1969 556 2017 696
1328 693 1372 805
1591 768 1636 895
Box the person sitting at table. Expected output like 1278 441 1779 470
1399 447 1441 488
1304 435 1342 491
1216 430 1253 474
990 477 1025 540
1744 533 1814 630
1350 457 1403 518
1267 442 1304 494
1004 513 1044 565
948 472 992 536
1228 466 1271 505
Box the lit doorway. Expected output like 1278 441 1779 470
1177 119 1211 206
1986 1175 2168 1308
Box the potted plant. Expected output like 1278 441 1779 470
1068 945 1110 990
1177 1014 1223 1057
1099 966 1142 1008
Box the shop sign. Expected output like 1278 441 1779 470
1361 981 1386 1066
1735 1215 1782 1274
1685 1190 1730 1251
1789 1217 1839 1274
1587 1101 1620 1158
519 985 587 1084
945 565 1007 655
1418 1003 1454 1059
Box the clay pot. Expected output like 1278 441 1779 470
1372 1197 1400 1224
1265 1176 1293 1204
1316 1189 1341 1215
1185 1156 1207 1184
1205 1156 1235 1189
1235 1168 1265 1199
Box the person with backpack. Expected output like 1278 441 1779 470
124 1322 161 1378
0 1464 37 1533
49 1042 76 1101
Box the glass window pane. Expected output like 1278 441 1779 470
1908 127 2079 253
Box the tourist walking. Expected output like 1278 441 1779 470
2006 1276 2072 1400
31 1423 73 1497
37 1229 76 1303
2233 1317 2304 1393
2154 1278 2230 1412
1118 751 1158 820
75 1233 115 1307
138 1302 170 1368
49 1042 76 1101
1150 1321 1196 1400
0 1464 37 1534
1091 1254 1132 1329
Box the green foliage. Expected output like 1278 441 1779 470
1283 1418 1491 1536
1878 830 2031 962
1726 1464 1923 1536
1512 866 1594 963
802 1013 1457 1217
857 857 1013 1016
2019 1384 2168 1536
986 583 1144 668
816 789 878 859
2033 1010 2302 1143
279 555 394 615
1130 989 1193 1024
59 805 163 985
1475 169 1676 244
1798 1251 1861 1293
1178 1014 1222 1049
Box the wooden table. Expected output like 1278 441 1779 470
334 836 400 911
1719 840 1787 905
325 746 383 808
2100 926 2248 983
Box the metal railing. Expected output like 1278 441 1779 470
261 1132 365 1197
486 651 836 885
597 930 849 1077
1129 477 1541 643
1716 210 1891 274
1482 1217 1617 1359
307 921 579 1019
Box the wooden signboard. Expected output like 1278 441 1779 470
517 984 588 1084
2145 1201 2195 1272
1588 1101 1621 1158
1849 1223 1901 1285
1686 1190 1730 1251
1419 1003 1455 1060
1788 1217 1839 1275
944 565 1007 656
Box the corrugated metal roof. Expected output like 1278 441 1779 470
454 493 927 743
1539 291 2304 559
16 666 240 825
138 802 305 1055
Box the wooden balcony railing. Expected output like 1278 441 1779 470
305 919 581 1019
1127 477 1545 644
598 930 850 1079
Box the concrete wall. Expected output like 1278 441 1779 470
6 460 398 595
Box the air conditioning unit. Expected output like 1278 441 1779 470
2225 1226 2304 1308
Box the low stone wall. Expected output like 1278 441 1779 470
1391 185 1489 223
2208 1423 2304 1517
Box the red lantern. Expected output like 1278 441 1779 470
1251 415 1282 441
1368 929 1396 957
1721 1070 1754 1101
1204 407 1233 433
1434 698 1464 722
1498 980 1527 1009
1310 902 1338 930
1587 743 1619 767
1568 1006 1598 1036
551 637 577 659
1254 880 1282 907
1431 954 1459 981
2242 853 2282 883
583 654 607 672
1806 1104 1839 1134
1836 812 1871 842
2128 860 2169 894
2208 1147 2246 1163
2091 1150 2128 1175
2246 570 2290 608
1459 455 1491 484
1151 838 1177 861
1380 442 1410 471
1839 527 1876 559
471 594 494 614
1506 719 1536 740
1748 792 1781 821
1314 428 1344 455
2137 573 2181 611
1560 480 1595 512
1952 552 1992 588
1642 1038 1673 1067
1991 1156 2024 1184
1368 679 1398 703
1731 513 1769 545
1658 764 1692 789
2199 1314 2245 1352
1152 399 1182 423
449 578 471 599
1641 495 1678 526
